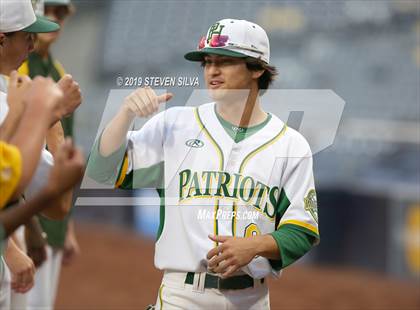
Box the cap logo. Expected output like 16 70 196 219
205 22 229 48
207 23 224 42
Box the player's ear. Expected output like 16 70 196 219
251 69 265 80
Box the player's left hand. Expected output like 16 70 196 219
206 234 258 278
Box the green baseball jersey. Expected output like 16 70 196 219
19 52 74 138
19 53 74 248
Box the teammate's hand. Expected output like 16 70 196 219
6 71 32 117
26 76 64 123
57 74 82 117
4 246 35 293
46 138 85 196
122 86 173 118
62 228 80 266
206 235 258 278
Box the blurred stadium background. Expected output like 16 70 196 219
48 0 419 308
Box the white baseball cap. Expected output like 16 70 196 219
0 0 59 33
184 19 270 64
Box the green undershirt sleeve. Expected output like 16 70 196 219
86 135 127 185
118 162 164 190
269 224 318 270
37 215 69 248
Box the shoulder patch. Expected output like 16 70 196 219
304 189 318 223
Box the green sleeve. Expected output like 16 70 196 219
269 224 319 270
86 134 127 186
60 114 74 138
118 162 164 190
37 215 69 248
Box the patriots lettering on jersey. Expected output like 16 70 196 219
178 169 280 220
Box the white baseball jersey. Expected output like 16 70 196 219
89 102 318 278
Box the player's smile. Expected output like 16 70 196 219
209 78 224 89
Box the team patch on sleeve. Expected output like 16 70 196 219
304 189 318 223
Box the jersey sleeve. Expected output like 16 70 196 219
24 149 54 199
0 142 22 209
276 136 319 239
268 133 319 270
87 111 165 190
269 225 316 270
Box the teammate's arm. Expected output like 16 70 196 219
0 139 84 238
6 74 64 200
42 120 74 219
3 236 35 293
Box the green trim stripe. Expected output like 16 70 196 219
239 124 287 173
277 188 291 219
194 108 224 243
156 189 165 241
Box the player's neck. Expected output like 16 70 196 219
215 88 267 128
34 41 51 60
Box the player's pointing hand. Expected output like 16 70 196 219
122 86 173 118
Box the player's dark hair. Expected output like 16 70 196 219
245 58 278 95
4 32 17 37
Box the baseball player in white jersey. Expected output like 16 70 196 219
88 19 319 309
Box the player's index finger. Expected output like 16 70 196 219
156 92 174 103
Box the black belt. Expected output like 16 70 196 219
185 272 264 290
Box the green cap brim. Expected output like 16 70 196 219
184 47 247 61
22 15 60 33
44 0 71 5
